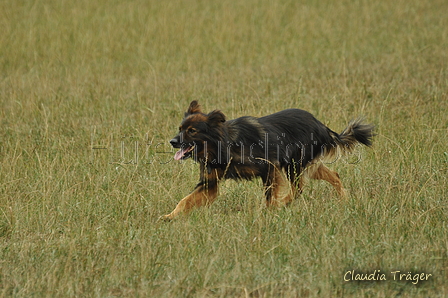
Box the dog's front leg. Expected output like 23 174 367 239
161 181 219 220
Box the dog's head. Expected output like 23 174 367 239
170 100 226 161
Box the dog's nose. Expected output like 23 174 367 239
170 138 178 147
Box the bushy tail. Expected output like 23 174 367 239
331 118 375 154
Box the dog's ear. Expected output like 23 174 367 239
207 110 226 126
185 100 201 116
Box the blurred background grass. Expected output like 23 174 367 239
1 0 447 297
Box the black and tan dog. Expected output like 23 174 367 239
162 101 374 220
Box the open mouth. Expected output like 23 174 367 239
174 145 195 160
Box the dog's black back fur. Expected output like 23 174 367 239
209 109 330 179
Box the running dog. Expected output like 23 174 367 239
162 100 374 220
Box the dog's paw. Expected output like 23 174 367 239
158 214 173 222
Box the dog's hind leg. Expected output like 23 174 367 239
306 163 347 198
264 166 294 207
286 164 305 199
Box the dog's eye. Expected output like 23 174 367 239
188 128 197 134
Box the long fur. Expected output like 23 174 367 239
162 101 374 220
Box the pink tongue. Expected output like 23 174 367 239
174 147 189 160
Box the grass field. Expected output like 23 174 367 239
1 0 447 297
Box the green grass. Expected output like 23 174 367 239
1 0 447 297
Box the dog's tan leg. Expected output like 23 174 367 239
161 183 218 220
161 167 222 220
265 166 294 207
295 175 306 197
307 164 346 198
286 165 305 199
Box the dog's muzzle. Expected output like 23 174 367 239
170 136 195 160
170 138 180 148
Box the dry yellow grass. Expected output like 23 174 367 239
1 0 447 297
